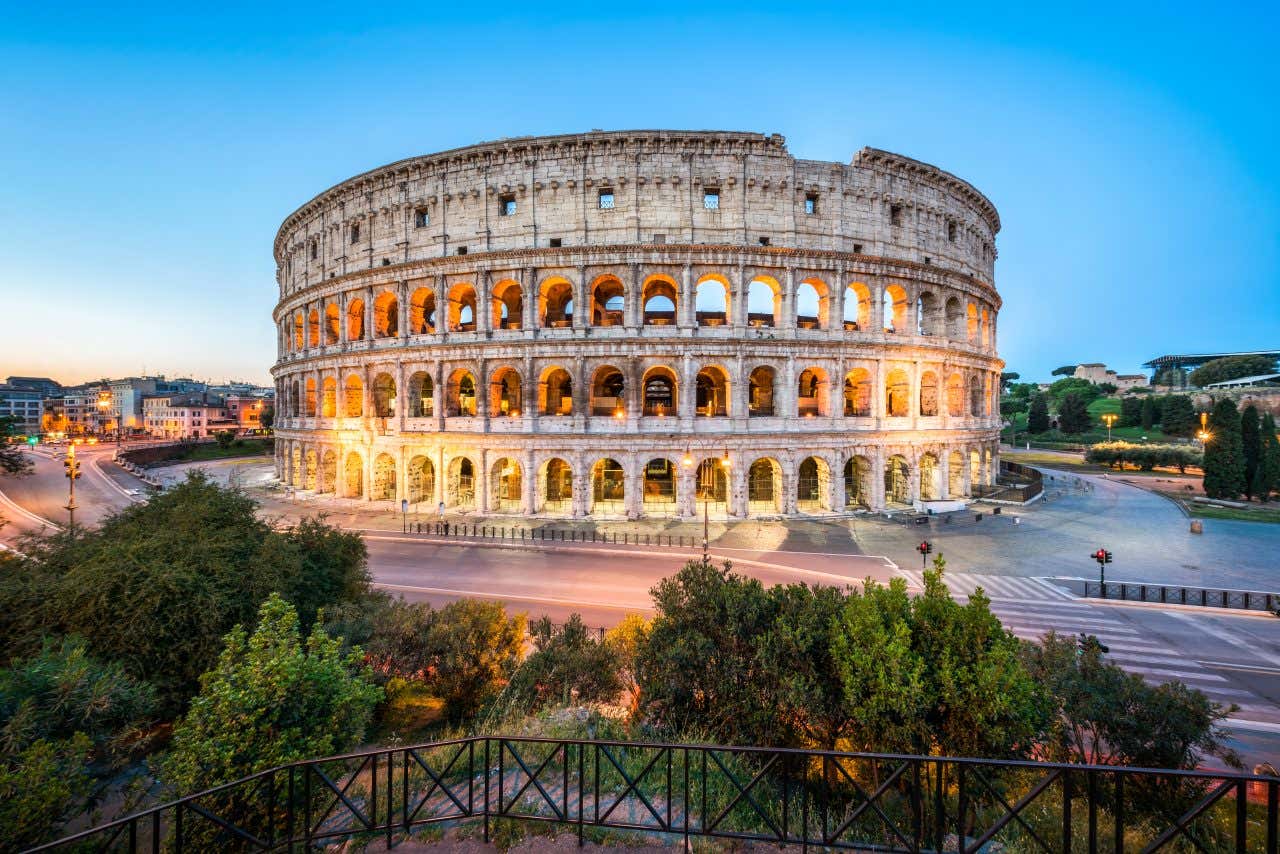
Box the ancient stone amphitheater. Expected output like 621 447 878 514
272 130 1003 518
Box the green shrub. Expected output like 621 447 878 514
1085 441 1202 472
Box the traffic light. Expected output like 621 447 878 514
26 435 38 446
1091 548 1112 566
917 540 933 568
63 455 81 480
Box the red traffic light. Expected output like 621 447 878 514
917 541 932 554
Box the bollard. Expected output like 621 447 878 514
1189 520 1203 534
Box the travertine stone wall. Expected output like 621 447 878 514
270 131 1004 518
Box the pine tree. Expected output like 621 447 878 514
1140 396 1156 431
1260 413 1280 502
1160 395 1196 437
1119 396 1143 428
1241 405 1261 499
1202 399 1246 499
1057 393 1091 434
1027 394 1049 434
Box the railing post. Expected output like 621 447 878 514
484 737 491 843
1113 772 1124 852
1062 769 1072 852
1238 779 1248 853
1267 779 1277 854
578 741 586 847
957 763 967 854
1087 769 1097 853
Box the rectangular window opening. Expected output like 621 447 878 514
456 246 468 255
652 233 666 244
947 221 957 242
549 238 563 248
499 195 517 217
853 243 863 254
804 194 818 215
758 236 771 246
703 190 720 211
350 224 360 244
415 209 430 228
889 205 902 226
598 189 615 210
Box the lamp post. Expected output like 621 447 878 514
1196 411 1211 446
63 444 81 532
1101 413 1117 441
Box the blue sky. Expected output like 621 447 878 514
2 2 1277 385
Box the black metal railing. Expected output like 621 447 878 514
32 736 1280 852
1080 580 1278 613
402 521 699 549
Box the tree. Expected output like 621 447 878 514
1241 405 1262 499
1026 394 1049 434
1051 365 1077 377
1008 382 1037 401
1000 398 1028 418
423 600 525 723
999 372 1020 394
1159 395 1196 436
0 415 33 476
6 472 370 712
214 430 236 449
1119 396 1143 428
1047 377 1101 406
1261 413 1280 502
1140 395 1156 431
1203 398 1246 499
1188 355 1277 388
258 404 274 431
159 594 381 794
0 733 92 850
1097 382 1118 395
507 615 623 712
1057 392 1091 434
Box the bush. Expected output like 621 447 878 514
214 430 235 449
1085 441 1202 472
0 733 93 850
1057 392 1091 434
507 615 624 711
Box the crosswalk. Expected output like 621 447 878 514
894 569 1277 724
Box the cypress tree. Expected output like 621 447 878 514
1027 394 1049 434
1160 395 1196 437
1119 396 1143 428
1057 393 1091 434
1202 399 1246 499
1259 412 1280 502
1241 405 1261 499
1140 396 1155 431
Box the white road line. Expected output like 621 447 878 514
88 455 143 502
0 484 60 531
375 582 649 613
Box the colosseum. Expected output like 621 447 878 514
271 130 1003 518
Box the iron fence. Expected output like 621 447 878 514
31 736 1279 852
405 521 699 549
1081 580 1278 613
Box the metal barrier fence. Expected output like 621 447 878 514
1083 580 1278 613
407 521 697 549
33 736 1279 852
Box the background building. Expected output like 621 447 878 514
0 384 44 434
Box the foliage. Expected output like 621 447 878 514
1084 442 1202 473
1025 632 1239 770
1261 413 1280 502
258 403 274 431
1188 354 1277 388
999 398 1028 418
1047 377 1101 406
0 636 155 764
1119 396 1143 428
0 732 93 851
2 473 370 713
214 430 236 449
1026 394 1050 434
1154 367 1185 387
1096 381 1118 395
0 415 33 476
1057 392 1091 434
1140 395 1156 430
1242 405 1261 499
1203 399 1246 499
1159 394 1196 437
1007 382 1037 401
159 594 381 794
508 615 624 711
1051 365 1077 377
604 614 649 700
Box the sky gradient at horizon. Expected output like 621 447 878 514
2 3 1277 386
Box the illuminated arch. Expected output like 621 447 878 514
642 275 678 326
746 276 781 327
884 455 910 506
590 365 625 418
489 366 522 417
919 371 939 417
844 282 872 330
372 452 396 501
797 367 829 417
540 277 574 328
919 453 940 501
346 298 365 340
321 377 337 418
590 458 625 514
843 368 871 417
373 291 399 338
446 369 477 417
407 371 433 417
541 458 573 514
343 451 364 498
696 365 730 417
371 372 396 418
324 303 340 344
488 457 522 512
591 275 626 327
844 455 871 508
410 286 436 334
407 456 435 504
343 374 364 418
539 366 573 416
947 373 964 417
797 456 831 511
641 366 677 417
884 284 908 332
447 283 478 332
446 456 476 509
796 277 829 329
748 366 775 417
747 457 783 514
642 458 677 512
885 368 910 417
491 280 523 330
307 308 320 348
694 274 729 327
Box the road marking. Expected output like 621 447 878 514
374 582 649 613
88 455 144 502
1168 612 1280 669
1199 660 1280 676
0 483 61 531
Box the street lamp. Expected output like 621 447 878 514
63 444 82 532
1196 411 1211 445
1100 413 1117 441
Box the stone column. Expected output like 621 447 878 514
394 361 406 431
624 455 643 519
780 268 796 329
680 354 695 425
476 358 489 425
871 447 887 511
729 455 748 518
572 266 587 330
910 360 921 431
523 266 538 331
339 292 349 346
572 453 589 517
782 357 796 419
572 356 588 429
396 445 408 503
363 442 374 502
435 275 449 336
826 454 843 512
476 448 490 514
476 269 491 334
831 269 845 330
363 287 374 341
432 362 445 430
679 264 694 329
627 263 642 329
522 448 537 514
522 356 536 430
871 281 884 332
398 282 409 342
732 266 747 328
782 453 798 514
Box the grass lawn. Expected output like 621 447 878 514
1087 397 1121 417
181 438 273 462
1176 500 1280 524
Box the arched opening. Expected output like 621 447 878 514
541 458 573 515
883 285 908 332
919 453 939 501
489 458 522 512
346 298 365 340
447 457 476 509
372 373 396 418
321 377 337 418
945 297 963 340
642 367 677 417
797 456 830 511
489 367 522 417
539 367 573 416
885 369 910 417
343 375 364 418
407 372 434 417
984 449 993 486
844 282 871 330
289 380 299 417
324 303 341 345
970 449 983 489
374 291 399 338
591 276 626 327
695 366 729 417
291 445 302 487
344 451 364 499
408 456 435 504
843 368 871 417
917 292 941 336
590 366 625 418
642 276 677 325
966 303 980 344
372 452 396 501
642 458 676 513
947 373 964 417
307 308 320 348
491 280 523 330
695 275 729 327
968 375 982 416
541 278 574 328
981 308 991 348
303 449 317 491
446 370 477 417
410 287 436 334
319 449 336 494
949 450 965 497
448 283 478 332
884 455 910 507
919 371 939 417
590 458 625 515
844 456 870 509
293 313 304 350
747 277 780 327
748 366 775 417
747 457 783 515
304 377 317 416
796 279 828 329
797 367 829 417
694 458 729 515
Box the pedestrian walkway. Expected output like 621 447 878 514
895 568 1074 601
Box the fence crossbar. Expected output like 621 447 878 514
182 799 271 849
969 767 1061 852
596 744 670 829
1140 778 1236 853
308 757 372 833
405 742 472 820
704 750 783 839
499 739 566 820
826 758 915 850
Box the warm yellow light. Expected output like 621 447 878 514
721 452 731 468
682 452 693 467
613 406 624 420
